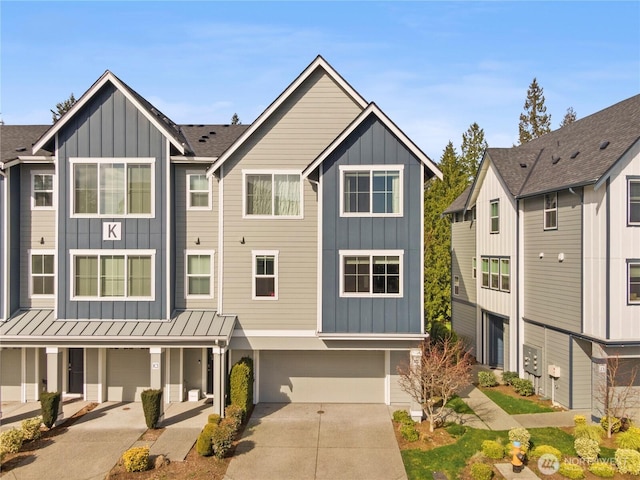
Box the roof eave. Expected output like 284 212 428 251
594 136 640 191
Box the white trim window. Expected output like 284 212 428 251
252 250 279 300
629 178 640 225
629 261 640 304
481 256 509 292
453 275 460 296
187 174 211 210
32 173 54 209
185 251 214 298
340 165 403 216
472 257 477 279
244 171 302 218
70 158 154 217
490 199 499 233
70 250 154 300
30 250 55 297
544 192 558 230
340 250 403 297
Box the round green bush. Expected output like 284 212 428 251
600 416 621 434
196 423 216 456
615 448 640 475
207 414 221 425
481 440 504 459
212 421 235 459
616 426 640 450
558 462 585 479
470 462 494 480
573 414 587 426
512 378 534 396
508 427 531 452
0 428 24 454
392 409 412 424
122 446 149 472
574 424 605 441
478 371 498 387
530 444 562 460
21 416 42 441
574 437 600 462
501 371 519 386
400 424 419 442
446 423 466 437
588 462 616 478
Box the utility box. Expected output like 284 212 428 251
523 345 541 377
188 389 200 402
548 365 561 378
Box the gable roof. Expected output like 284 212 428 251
443 185 472 214
206 55 369 176
32 70 190 155
302 102 442 180
178 124 250 159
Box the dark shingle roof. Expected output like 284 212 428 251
443 185 472 214
180 124 250 157
1 125 51 163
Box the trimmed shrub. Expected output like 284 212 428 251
470 462 494 480
40 391 61 428
573 414 587 426
392 409 413 424
616 426 640 450
208 414 221 425
21 416 42 441
508 427 531 452
196 423 216 456
122 446 149 472
0 428 24 454
140 389 163 429
588 462 616 478
501 371 519 386
430 321 458 344
400 424 419 442
574 424 605 441
600 416 621 434
574 437 600 462
558 462 585 479
616 448 640 475
512 378 534 396
212 420 236 459
530 444 562 460
478 371 498 388
230 357 254 416
481 440 504 459
225 404 244 430
446 423 467 437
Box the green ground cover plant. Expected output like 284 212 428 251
445 395 475 415
481 388 554 414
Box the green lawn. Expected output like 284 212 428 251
445 395 475 415
481 388 555 414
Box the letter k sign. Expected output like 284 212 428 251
103 222 122 241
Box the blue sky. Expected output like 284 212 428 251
1 1 638 160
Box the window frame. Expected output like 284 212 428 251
628 177 640 226
69 249 155 301
453 275 460 296
339 250 403 298
184 250 215 299
252 250 279 300
31 173 55 210
242 170 303 219
339 165 404 217
472 257 477 279
186 174 212 211
69 157 155 218
628 260 640 305
481 258 489 288
29 250 56 298
544 192 558 230
480 256 510 293
490 199 500 234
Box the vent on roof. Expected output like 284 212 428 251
198 124 205 127
519 163 527 168
198 139 206 143
570 151 580 159
552 155 561 165
209 131 216 135
600 141 610 150
223 125 229 128
201 135 209 140
15 147 27 152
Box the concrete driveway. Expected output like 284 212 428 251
224 403 407 480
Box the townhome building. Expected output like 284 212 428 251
446 95 640 417
0 56 442 417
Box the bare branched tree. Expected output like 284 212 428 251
397 337 473 432
596 355 639 438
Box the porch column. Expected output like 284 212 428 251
45 347 64 423
150 348 165 422
97 348 107 403
212 346 227 417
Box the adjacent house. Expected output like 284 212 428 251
0 56 442 417
446 95 640 417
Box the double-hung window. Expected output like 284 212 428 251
481 258 489 288
253 251 278 299
544 193 558 230
481 256 509 292
244 172 301 217
340 166 403 216
341 250 402 297
30 251 55 296
629 261 640 304
71 158 153 216
32 174 54 209
71 250 154 299
453 275 460 295
490 199 499 233
185 252 214 298
187 174 211 210
629 178 640 225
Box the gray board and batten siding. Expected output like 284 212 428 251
56 83 169 320
321 115 423 334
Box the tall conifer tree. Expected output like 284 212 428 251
518 78 551 144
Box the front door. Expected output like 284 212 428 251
487 314 504 368
68 348 84 394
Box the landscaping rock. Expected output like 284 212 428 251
153 454 169 469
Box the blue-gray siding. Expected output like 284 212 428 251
321 116 422 333
56 83 169 320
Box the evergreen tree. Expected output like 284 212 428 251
230 113 241 125
518 78 551 144
559 107 577 128
51 93 77 123
460 122 487 181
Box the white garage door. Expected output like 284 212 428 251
107 349 149 401
259 351 385 403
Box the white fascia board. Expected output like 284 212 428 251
206 55 368 178
170 156 218 164
4 157 55 169
32 71 185 155
302 103 442 180
465 152 491 210
317 333 428 341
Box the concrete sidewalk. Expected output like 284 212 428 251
0 398 92 431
